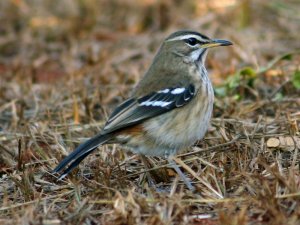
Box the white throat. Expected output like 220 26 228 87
189 49 207 63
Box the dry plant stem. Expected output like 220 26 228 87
172 157 222 198
178 135 241 158
89 196 248 205
0 190 74 211
139 154 158 188
121 140 237 180
168 156 195 191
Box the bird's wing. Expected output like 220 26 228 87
102 84 196 134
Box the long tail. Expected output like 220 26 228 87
52 133 112 179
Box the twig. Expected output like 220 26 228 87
178 135 241 158
0 190 73 211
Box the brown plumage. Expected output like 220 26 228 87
53 30 232 190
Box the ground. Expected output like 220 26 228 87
0 1 300 224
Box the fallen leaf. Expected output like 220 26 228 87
267 138 280 147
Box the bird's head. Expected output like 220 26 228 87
163 30 232 64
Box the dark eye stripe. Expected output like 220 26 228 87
185 38 198 46
184 38 206 46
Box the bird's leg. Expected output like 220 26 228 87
168 156 195 191
140 155 156 187
139 155 170 189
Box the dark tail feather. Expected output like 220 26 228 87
57 148 95 179
52 133 112 179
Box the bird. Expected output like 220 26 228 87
53 30 232 190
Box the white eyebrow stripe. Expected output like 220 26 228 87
166 34 206 42
171 88 185 94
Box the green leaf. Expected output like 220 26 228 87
214 86 227 97
233 94 241 101
258 51 300 74
240 67 256 78
292 70 300 89
227 72 241 89
281 54 293 61
274 92 284 101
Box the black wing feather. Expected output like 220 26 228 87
175 95 186 107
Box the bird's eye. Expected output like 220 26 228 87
185 38 198 46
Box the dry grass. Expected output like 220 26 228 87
1 0 300 224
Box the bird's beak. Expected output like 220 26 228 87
202 39 233 49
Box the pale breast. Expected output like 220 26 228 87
141 65 214 156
